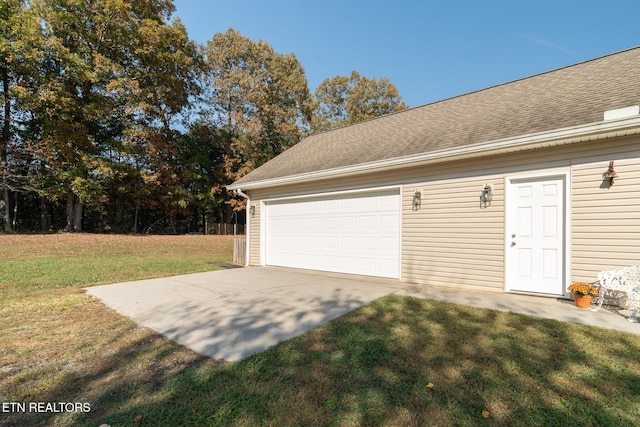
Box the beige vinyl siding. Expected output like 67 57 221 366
248 200 261 265
244 135 639 288
571 159 640 281
402 179 505 292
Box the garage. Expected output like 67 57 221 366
264 189 401 278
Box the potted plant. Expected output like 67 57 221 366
568 282 599 308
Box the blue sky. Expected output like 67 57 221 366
172 0 639 108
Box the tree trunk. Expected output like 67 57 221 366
134 204 139 234
11 190 17 230
1 64 11 231
169 213 177 234
2 188 10 230
203 210 207 235
66 189 83 232
66 190 74 232
73 199 83 232
40 196 48 232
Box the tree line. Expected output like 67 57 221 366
1 0 407 234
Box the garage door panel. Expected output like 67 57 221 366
380 236 399 251
307 217 322 230
323 255 339 268
359 197 377 209
359 257 376 272
340 216 358 230
308 235 322 248
360 236 377 250
324 236 339 249
339 256 357 270
341 236 357 250
269 217 288 232
379 259 398 276
323 216 339 229
359 215 377 229
379 196 398 209
265 190 400 278
340 198 358 210
324 199 339 211
380 214 399 229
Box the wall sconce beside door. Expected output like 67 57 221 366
249 205 255 217
480 184 493 207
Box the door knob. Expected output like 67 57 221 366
512 234 516 238
511 242 516 247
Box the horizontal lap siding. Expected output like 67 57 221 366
245 136 639 282
402 179 505 292
571 158 640 281
248 201 261 265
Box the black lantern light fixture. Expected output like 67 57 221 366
249 205 255 217
412 190 422 211
480 184 493 207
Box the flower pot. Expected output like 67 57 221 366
573 295 593 309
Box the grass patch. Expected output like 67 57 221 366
1 234 639 426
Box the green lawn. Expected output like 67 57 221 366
1 234 639 426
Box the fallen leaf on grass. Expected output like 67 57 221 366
426 383 434 388
482 409 490 418
134 415 143 422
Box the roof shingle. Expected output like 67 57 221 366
232 47 640 186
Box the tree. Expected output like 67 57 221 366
121 15 203 232
1 10 410 233
311 70 407 133
181 120 230 229
25 0 200 232
0 0 44 230
202 28 312 217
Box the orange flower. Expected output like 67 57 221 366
568 282 599 297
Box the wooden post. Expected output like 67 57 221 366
233 238 246 265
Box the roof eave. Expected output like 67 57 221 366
227 116 640 191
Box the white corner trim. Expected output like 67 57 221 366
228 116 640 191
260 199 266 266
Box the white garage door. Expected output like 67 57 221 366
265 189 400 278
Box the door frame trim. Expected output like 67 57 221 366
504 169 571 295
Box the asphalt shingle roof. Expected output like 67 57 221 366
232 47 640 187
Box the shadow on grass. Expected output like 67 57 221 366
0 317 216 426
3 295 640 426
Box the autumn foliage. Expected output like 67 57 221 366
0 1 406 234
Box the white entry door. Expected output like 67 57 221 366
264 189 400 278
506 175 566 295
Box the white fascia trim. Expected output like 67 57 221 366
227 116 640 191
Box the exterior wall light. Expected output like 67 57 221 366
605 161 618 186
480 184 493 207
412 190 422 211
249 205 255 217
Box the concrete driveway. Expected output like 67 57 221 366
85 267 404 361
85 266 639 362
